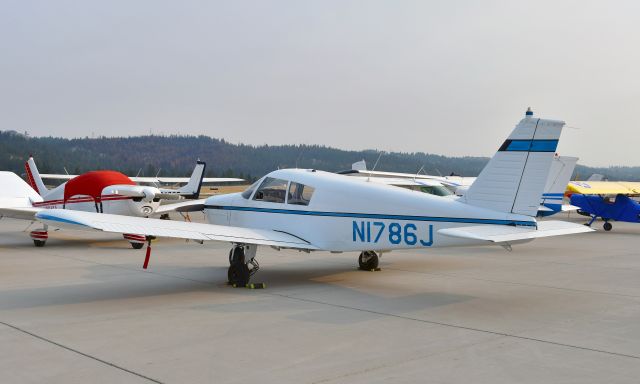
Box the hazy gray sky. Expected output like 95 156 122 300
1 1 639 166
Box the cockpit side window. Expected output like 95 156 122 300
241 180 261 199
253 177 288 203
287 182 315 206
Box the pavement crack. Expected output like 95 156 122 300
383 267 640 300
0 320 164 384
267 292 640 361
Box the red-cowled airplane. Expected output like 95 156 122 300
0 157 241 248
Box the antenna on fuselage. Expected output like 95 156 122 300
367 152 384 182
295 147 306 169
413 165 426 182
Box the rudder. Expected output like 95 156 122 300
463 109 565 217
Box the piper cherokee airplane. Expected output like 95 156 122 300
566 181 640 231
0 157 240 248
1 109 593 286
343 154 579 217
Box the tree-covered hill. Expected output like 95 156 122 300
1 130 639 181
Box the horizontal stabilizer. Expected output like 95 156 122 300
561 204 580 212
155 199 207 214
35 209 318 250
0 207 41 220
438 220 593 243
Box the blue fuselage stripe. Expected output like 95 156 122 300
205 205 537 227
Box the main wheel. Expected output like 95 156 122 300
228 263 250 286
33 239 46 247
603 222 613 231
130 242 144 249
358 251 379 270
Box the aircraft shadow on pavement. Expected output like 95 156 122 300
0 259 472 322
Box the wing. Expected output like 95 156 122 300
39 174 77 180
566 181 639 195
438 220 593 243
618 182 640 194
35 209 317 250
131 177 244 184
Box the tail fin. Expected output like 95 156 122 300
462 109 565 217
178 161 206 199
24 156 49 196
540 155 577 212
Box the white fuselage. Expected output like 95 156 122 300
32 184 160 217
204 169 536 252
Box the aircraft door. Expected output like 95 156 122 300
209 210 230 225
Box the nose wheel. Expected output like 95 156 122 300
228 245 258 286
358 251 379 270
603 221 613 231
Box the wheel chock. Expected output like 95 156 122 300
230 283 267 289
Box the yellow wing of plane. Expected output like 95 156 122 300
567 181 640 195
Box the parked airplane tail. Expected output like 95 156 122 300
177 161 206 199
24 156 49 196
0 171 43 220
538 155 578 216
462 109 565 217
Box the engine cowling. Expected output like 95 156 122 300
103 185 160 202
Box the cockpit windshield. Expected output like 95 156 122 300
241 180 261 199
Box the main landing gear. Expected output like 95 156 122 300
585 216 614 231
123 234 146 249
30 225 48 247
358 251 379 270
228 244 259 286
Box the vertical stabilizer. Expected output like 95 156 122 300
178 161 206 199
463 109 565 217
24 156 49 196
541 155 577 212
352 160 367 171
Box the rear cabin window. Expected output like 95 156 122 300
419 185 453 196
253 177 288 203
288 182 315 206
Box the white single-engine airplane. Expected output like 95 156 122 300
0 157 241 248
1 110 592 286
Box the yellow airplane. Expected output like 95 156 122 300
566 181 640 231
